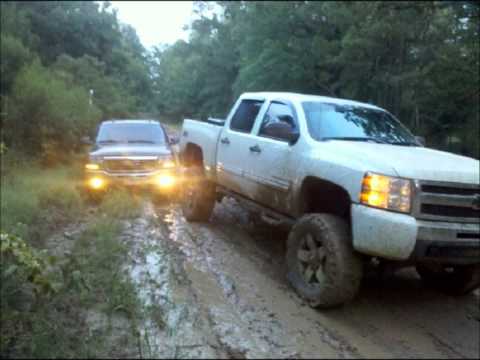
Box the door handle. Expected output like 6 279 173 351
183 130 188 137
249 144 261 153
220 137 230 145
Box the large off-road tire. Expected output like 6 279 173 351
416 263 480 295
181 166 216 222
286 214 363 308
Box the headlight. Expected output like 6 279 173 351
360 172 412 213
88 177 104 189
158 156 176 169
85 163 100 170
156 174 175 188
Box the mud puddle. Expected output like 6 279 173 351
140 197 480 359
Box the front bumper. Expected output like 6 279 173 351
351 204 480 263
84 168 178 192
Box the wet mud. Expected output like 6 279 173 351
119 197 479 359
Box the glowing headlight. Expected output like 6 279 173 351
360 172 412 213
156 174 175 188
85 163 100 170
162 160 176 169
88 177 104 189
159 156 176 169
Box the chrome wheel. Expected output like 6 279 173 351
297 233 327 285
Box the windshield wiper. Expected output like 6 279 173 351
127 140 155 144
98 139 118 144
389 141 418 146
322 136 389 144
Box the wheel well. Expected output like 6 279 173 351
183 143 203 167
299 177 352 221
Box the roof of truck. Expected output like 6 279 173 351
101 119 161 124
240 92 384 111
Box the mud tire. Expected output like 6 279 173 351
416 263 480 295
181 166 216 222
286 214 363 308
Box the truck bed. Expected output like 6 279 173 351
180 118 223 172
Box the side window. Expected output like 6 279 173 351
230 99 264 133
259 102 296 138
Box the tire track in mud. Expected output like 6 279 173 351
155 201 362 359
119 204 226 358
121 199 479 359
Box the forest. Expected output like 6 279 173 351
1 1 479 159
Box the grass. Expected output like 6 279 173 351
1 153 84 245
0 153 146 358
14 218 142 358
99 189 143 219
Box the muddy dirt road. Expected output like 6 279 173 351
119 198 479 359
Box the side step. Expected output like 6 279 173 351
217 186 295 228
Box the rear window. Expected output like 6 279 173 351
230 99 264 133
96 122 166 145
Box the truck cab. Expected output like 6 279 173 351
179 92 480 307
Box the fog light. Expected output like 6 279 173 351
85 163 100 170
89 177 104 189
156 174 175 188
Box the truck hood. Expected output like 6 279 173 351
325 141 480 184
90 144 171 158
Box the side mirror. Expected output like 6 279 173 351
415 136 426 147
168 135 179 145
81 136 93 145
262 122 299 144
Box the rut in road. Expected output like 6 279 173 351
120 198 480 359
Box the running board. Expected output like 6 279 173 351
217 186 295 227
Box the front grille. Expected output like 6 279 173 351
414 180 480 223
421 204 479 219
421 185 478 196
104 159 158 173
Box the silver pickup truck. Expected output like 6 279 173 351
83 119 179 200
179 92 480 308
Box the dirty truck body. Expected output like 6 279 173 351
84 120 178 197
179 92 480 307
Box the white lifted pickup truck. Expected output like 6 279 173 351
179 92 480 307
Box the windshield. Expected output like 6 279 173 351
302 102 418 145
96 122 166 145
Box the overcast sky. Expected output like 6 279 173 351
111 1 194 49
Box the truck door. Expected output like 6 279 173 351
216 98 266 197
248 100 299 215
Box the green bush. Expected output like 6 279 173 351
0 232 58 355
4 61 102 160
